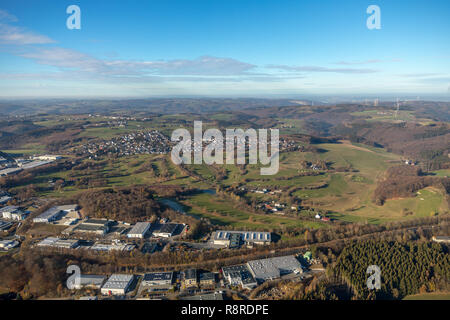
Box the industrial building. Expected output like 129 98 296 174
199 272 216 287
0 195 12 204
32 155 62 161
0 239 20 251
58 204 79 212
19 160 53 170
37 237 80 249
184 269 198 288
221 265 257 289
0 220 13 231
73 275 107 290
229 233 241 248
127 222 151 238
0 167 23 177
101 274 134 296
33 207 63 223
246 255 303 283
0 206 19 219
11 211 28 221
0 206 28 221
212 230 271 247
33 204 78 223
141 272 173 286
152 223 180 238
89 242 135 252
73 219 112 236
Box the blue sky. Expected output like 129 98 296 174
0 0 449 98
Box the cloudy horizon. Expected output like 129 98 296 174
0 0 449 98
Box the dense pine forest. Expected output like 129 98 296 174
331 241 449 299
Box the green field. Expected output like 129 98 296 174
78 127 136 139
432 169 450 177
10 154 199 198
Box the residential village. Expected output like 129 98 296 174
75 131 172 158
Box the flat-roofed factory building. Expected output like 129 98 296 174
89 242 135 252
0 206 19 219
33 204 78 223
33 155 62 161
199 272 216 287
37 237 80 249
0 220 13 231
101 274 134 296
212 230 271 247
184 269 198 288
152 223 180 238
0 239 20 251
0 195 12 205
0 205 28 221
127 222 151 238
141 272 173 286
246 255 303 283
0 167 23 177
73 219 112 236
221 264 257 290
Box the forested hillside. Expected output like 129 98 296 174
332 241 450 299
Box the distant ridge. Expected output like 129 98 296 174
0 98 300 116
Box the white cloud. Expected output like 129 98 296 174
0 9 18 22
0 24 55 44
20 47 263 78
0 9 54 44
268 64 378 74
21 47 103 71
400 73 443 78
105 56 258 76
335 59 401 65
